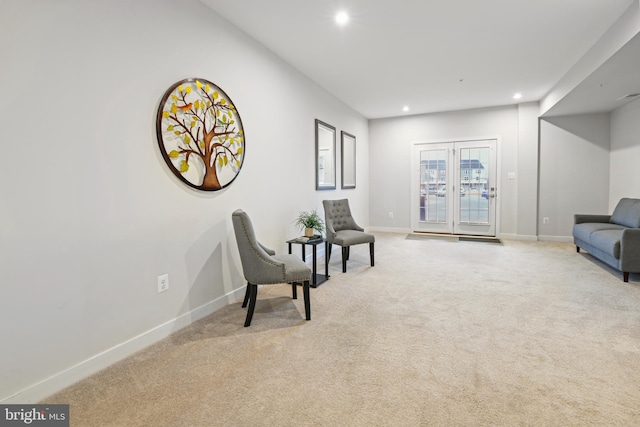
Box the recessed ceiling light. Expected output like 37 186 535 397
336 11 349 25
513 93 522 100
403 106 410 112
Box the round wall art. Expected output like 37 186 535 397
156 78 245 191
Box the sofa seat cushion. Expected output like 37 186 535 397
573 222 626 243
589 229 624 258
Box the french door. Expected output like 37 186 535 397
411 139 497 236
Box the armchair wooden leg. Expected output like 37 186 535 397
576 246 580 253
303 280 311 320
342 246 348 273
370 242 375 266
292 282 298 299
326 243 332 263
244 284 258 327
241 281 251 307
623 272 629 282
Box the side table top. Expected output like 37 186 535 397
287 236 325 245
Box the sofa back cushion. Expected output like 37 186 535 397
610 198 640 228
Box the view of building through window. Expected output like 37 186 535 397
419 147 490 224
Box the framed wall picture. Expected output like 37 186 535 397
315 119 336 190
341 131 356 189
156 78 245 191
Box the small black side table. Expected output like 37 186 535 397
287 238 330 287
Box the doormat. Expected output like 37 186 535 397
458 236 502 244
405 234 458 242
406 234 501 244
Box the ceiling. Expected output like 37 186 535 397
542 31 640 117
201 0 637 119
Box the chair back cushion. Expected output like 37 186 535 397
323 199 359 232
232 209 284 284
610 198 640 228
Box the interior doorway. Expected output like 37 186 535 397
411 139 497 236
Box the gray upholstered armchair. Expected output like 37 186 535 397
322 199 375 273
232 209 312 326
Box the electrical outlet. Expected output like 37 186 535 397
388 212 394 218
543 217 549 224
157 274 169 293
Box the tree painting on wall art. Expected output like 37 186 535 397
156 78 245 191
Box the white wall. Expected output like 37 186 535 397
0 0 368 402
610 98 640 205
538 114 611 240
516 102 540 239
368 106 533 238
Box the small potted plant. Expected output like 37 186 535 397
295 209 325 237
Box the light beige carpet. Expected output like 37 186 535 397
46 233 640 426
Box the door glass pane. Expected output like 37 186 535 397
420 149 447 222
459 147 490 224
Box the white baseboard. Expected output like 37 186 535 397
367 226 412 234
538 235 573 243
2 287 245 404
498 233 539 241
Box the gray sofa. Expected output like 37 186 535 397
573 198 640 282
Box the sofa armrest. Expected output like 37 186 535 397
620 228 640 271
574 214 611 224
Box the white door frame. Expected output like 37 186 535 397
411 137 501 236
